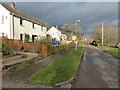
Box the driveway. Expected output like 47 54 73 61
72 45 119 88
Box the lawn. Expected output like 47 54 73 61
28 47 84 86
98 46 119 59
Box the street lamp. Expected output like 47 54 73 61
75 20 80 50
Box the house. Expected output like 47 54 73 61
0 2 49 42
81 35 94 44
58 27 67 41
47 26 62 41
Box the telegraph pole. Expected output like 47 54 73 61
75 20 80 50
102 22 104 46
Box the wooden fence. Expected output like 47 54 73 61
1 38 48 57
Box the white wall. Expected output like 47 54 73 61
13 16 47 41
0 4 10 38
0 4 47 40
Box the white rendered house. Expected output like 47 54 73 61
47 26 62 41
0 2 48 42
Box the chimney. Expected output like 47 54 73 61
56 25 58 29
10 2 15 9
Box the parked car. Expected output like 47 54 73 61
90 40 97 46
116 43 120 48
52 41 60 45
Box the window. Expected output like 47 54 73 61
41 26 43 31
32 35 37 42
2 15 4 24
32 23 35 28
20 34 23 40
20 18 23 25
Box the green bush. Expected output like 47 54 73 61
2 43 11 55
48 42 75 56
39 38 51 44
24 34 30 43
39 37 75 56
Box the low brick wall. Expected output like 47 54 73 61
1 39 48 57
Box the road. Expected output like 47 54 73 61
72 45 119 88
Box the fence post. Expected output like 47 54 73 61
41 44 48 57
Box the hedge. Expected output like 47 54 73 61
48 42 75 56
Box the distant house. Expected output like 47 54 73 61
47 26 62 41
0 2 49 42
81 35 93 44
57 27 67 41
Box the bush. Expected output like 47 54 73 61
24 34 30 43
39 38 51 44
2 43 11 55
48 42 75 56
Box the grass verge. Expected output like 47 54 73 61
98 46 119 59
28 47 84 86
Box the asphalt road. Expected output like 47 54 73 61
72 45 119 88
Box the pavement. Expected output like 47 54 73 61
72 45 119 88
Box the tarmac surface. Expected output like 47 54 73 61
72 45 119 88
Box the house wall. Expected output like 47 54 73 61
0 4 11 38
0 4 47 41
47 26 61 41
13 16 47 41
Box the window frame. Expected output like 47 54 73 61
20 18 23 25
32 23 35 29
1 15 4 24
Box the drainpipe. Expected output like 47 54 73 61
12 13 14 39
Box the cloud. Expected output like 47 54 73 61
6 2 118 34
3 0 119 2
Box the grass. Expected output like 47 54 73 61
28 47 84 86
0 45 2 49
98 46 119 59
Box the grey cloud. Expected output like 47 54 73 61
5 2 118 34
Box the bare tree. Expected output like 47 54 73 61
62 23 81 34
92 24 118 46
62 23 82 41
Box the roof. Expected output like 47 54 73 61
47 26 61 35
1 3 51 27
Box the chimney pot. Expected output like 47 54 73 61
10 2 15 9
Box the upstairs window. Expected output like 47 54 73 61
2 15 4 24
41 26 43 31
32 23 35 29
20 18 23 25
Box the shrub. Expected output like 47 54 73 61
24 34 30 43
39 37 51 44
48 42 75 56
2 43 11 55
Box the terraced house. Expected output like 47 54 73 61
0 2 49 42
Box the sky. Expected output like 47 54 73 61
5 1 118 35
